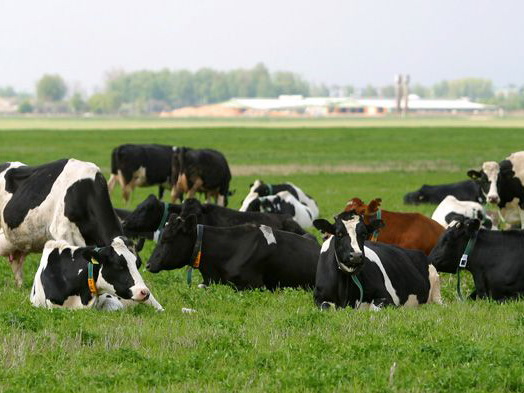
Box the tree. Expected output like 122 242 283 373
18 100 33 113
361 84 378 97
36 74 67 102
0 86 16 97
70 92 87 113
87 92 120 114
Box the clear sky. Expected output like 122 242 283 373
1 0 523 93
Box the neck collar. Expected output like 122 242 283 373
333 240 364 307
186 224 204 285
456 230 479 301
157 202 170 232
370 209 381 241
87 258 100 296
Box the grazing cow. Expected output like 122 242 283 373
171 147 231 206
122 194 182 240
31 237 163 311
345 198 444 255
0 159 123 286
313 211 441 310
404 180 484 205
239 179 319 219
146 214 320 290
428 217 524 301
107 144 175 204
247 191 315 229
468 151 524 228
431 195 493 229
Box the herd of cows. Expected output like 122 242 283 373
2 144 524 312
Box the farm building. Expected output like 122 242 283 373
160 95 497 117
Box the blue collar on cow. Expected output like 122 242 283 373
186 224 204 286
334 244 364 307
88 258 99 296
267 184 273 195
456 231 479 301
370 209 381 242
158 202 170 232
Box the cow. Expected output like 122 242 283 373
246 191 315 229
428 217 524 301
468 151 524 228
0 159 123 286
122 194 182 240
171 147 231 207
107 144 175 204
313 211 442 310
431 195 493 229
239 179 319 219
146 214 320 290
345 198 444 255
30 237 164 311
403 180 484 205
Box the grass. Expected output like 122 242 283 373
1 123 524 392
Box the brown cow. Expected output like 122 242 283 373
345 198 444 255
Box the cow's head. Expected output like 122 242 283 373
83 237 150 302
468 161 500 204
403 187 430 205
260 195 281 214
123 194 164 236
428 217 481 273
146 214 197 273
252 180 273 197
345 197 381 221
239 180 263 211
314 211 383 274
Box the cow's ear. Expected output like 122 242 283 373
82 246 110 264
465 219 481 235
366 219 384 233
467 169 482 180
313 219 335 235
183 214 198 233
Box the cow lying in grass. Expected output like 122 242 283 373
345 197 444 255
429 217 524 301
146 214 320 290
31 237 164 311
313 211 441 310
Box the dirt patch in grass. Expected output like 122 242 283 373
231 160 460 176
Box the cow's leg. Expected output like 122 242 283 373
107 174 118 193
427 264 443 304
187 177 203 199
519 207 524 229
170 186 182 203
143 294 165 311
9 252 25 287
217 194 226 207
158 185 165 200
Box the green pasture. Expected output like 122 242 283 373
1 125 524 392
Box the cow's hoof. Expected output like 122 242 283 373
197 284 207 289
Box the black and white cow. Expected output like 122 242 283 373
428 217 524 301
146 214 320 290
468 151 524 228
313 211 441 310
0 159 123 286
246 191 314 229
239 179 319 219
403 180 484 205
431 195 492 229
31 237 163 311
122 194 182 240
171 147 231 206
107 144 175 204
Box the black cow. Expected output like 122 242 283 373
0 159 123 286
429 217 524 301
404 180 484 205
467 152 524 228
146 214 320 290
313 211 441 310
31 237 163 311
171 147 231 206
122 194 182 240
107 144 175 204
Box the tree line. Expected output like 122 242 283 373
1 63 524 113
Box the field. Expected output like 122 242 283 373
1 121 524 392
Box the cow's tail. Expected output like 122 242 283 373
107 148 119 193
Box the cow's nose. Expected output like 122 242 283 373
350 252 362 262
138 288 150 301
488 195 500 204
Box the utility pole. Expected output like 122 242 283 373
395 74 402 115
402 74 410 117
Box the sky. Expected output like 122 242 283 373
1 0 523 93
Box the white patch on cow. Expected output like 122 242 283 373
259 225 276 245
431 195 485 228
427 264 443 305
262 191 314 229
96 295 125 311
132 166 147 187
482 161 500 202
320 235 333 254
285 182 319 220
77 269 83 275
172 146 178 151
239 180 262 211
341 216 363 254
363 245 400 306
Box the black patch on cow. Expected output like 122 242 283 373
3 159 68 229
496 159 524 209
0 162 11 174
445 212 466 224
